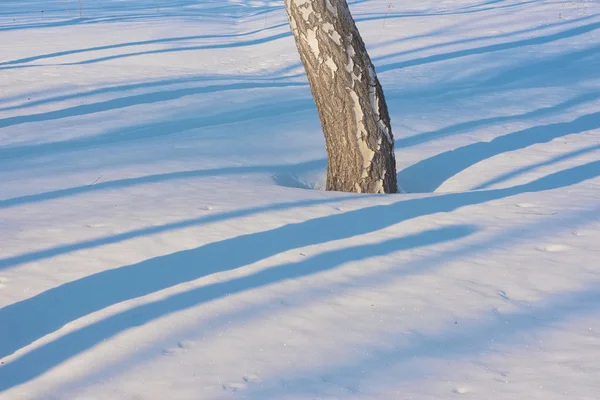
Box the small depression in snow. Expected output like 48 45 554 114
273 171 326 190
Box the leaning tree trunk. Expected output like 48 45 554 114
285 0 397 193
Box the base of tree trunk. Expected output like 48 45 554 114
286 0 398 194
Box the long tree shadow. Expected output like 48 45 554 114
374 14 597 67
0 75 219 112
0 160 598 386
0 67 303 113
0 0 275 33
474 143 600 190
244 284 600 399
67 191 600 390
0 23 289 69
0 14 167 33
0 225 475 391
0 96 313 163
377 21 600 73
3 1 550 68
6 43 595 165
56 31 293 66
50 2 563 68
0 162 333 270
0 159 325 210
398 112 600 193
461 0 507 9
382 43 600 114
381 45 600 152
397 91 600 148
356 0 537 23
478 45 600 91
0 79 305 131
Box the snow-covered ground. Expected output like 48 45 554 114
1 0 599 398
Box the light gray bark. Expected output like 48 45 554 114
285 0 397 193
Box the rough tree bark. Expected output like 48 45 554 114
285 0 397 193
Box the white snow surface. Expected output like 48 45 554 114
1 0 600 399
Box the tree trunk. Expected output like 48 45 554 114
285 0 397 193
